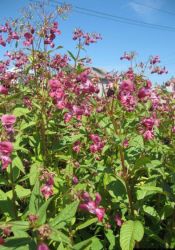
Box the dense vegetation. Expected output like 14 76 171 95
0 2 174 249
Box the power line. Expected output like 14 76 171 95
49 0 175 32
132 1 175 17
72 9 175 32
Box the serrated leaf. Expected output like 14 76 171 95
120 220 144 250
50 200 79 227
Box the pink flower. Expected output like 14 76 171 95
73 141 81 153
0 141 13 170
41 184 54 199
118 91 136 111
123 139 129 148
139 116 158 141
172 126 175 133
141 117 155 130
0 237 4 245
37 243 50 250
28 214 38 223
120 79 135 93
114 214 123 227
0 155 12 170
143 130 154 140
150 55 160 65
0 141 13 155
73 28 84 40
64 113 72 123
79 192 105 222
23 32 33 46
138 87 150 99
40 171 54 185
1 114 16 126
94 207 105 222
90 134 101 144
72 176 79 185
89 134 104 153
0 35 6 47
40 170 54 199
120 52 135 61
0 85 8 95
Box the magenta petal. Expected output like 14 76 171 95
37 243 50 250
79 203 89 211
95 208 105 222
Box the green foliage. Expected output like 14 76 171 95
0 2 174 249
120 220 144 250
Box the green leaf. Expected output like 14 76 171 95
15 185 31 199
105 229 116 250
37 198 52 225
1 237 36 250
91 237 103 250
136 185 164 200
67 50 76 61
20 121 36 130
50 200 79 227
12 156 25 174
29 162 40 186
57 242 65 250
129 135 144 149
143 205 160 220
10 221 30 230
73 238 93 250
144 227 164 246
29 179 41 214
76 218 98 231
13 107 30 117
107 178 127 200
120 220 144 250
49 229 71 245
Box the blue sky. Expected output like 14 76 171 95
1 0 175 84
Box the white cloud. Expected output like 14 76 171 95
129 0 164 20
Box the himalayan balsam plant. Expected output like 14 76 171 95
0 1 174 250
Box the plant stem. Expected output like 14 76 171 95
107 105 134 216
9 164 18 219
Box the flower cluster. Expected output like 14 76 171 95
0 141 13 170
23 28 34 46
73 28 102 45
150 55 160 65
49 70 99 122
118 79 137 111
5 51 28 68
151 66 168 75
0 22 20 47
1 114 16 134
139 116 159 140
89 134 104 153
50 54 69 70
120 51 136 61
40 170 54 199
43 22 61 48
